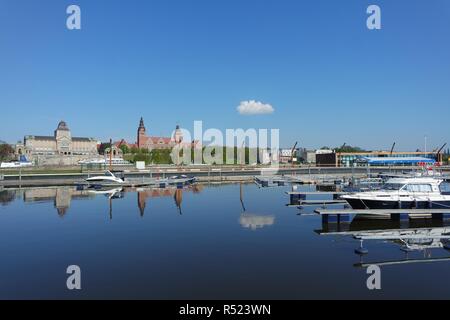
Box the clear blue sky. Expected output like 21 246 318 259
0 0 449 150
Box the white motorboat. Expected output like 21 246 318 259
1 155 33 168
0 161 33 168
85 171 125 186
167 175 197 186
78 158 131 166
341 177 450 210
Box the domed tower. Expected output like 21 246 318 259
54 120 72 154
137 117 146 148
174 125 183 144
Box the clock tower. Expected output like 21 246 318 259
137 117 146 148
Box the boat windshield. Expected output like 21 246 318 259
382 183 404 191
105 171 114 177
441 182 450 193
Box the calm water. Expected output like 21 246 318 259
1 183 450 299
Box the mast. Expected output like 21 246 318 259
109 138 113 171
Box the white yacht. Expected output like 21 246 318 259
78 158 131 166
85 171 125 186
341 177 450 210
0 161 33 168
167 175 197 186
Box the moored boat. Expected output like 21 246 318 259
341 177 450 210
85 171 125 187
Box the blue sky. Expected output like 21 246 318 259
0 0 449 150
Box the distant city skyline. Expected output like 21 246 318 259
1 0 449 151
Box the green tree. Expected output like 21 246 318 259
119 144 130 155
98 143 111 155
130 146 139 154
0 144 15 161
133 153 152 164
444 154 450 163
151 149 173 164
335 145 367 153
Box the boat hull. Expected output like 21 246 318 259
345 198 450 210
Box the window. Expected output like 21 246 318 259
382 183 404 191
406 184 433 193
440 183 450 193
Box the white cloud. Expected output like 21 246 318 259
237 100 275 115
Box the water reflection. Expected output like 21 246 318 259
317 218 450 267
0 189 17 206
0 185 204 218
23 187 95 216
135 184 203 217
239 183 275 230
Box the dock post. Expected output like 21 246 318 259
338 214 351 223
391 213 409 222
432 213 450 221
322 214 338 224
290 193 305 205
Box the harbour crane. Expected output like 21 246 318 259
436 143 447 163
390 142 396 156
290 142 298 164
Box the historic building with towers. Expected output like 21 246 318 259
15 121 99 165
115 117 189 152
136 117 183 150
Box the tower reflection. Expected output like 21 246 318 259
135 184 203 217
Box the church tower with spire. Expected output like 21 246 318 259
137 117 146 148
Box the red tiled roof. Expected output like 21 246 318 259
149 137 173 144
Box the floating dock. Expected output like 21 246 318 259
315 208 450 223
287 191 347 205
254 176 287 187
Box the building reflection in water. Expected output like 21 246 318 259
1 185 205 218
23 187 95 217
317 218 450 267
136 184 203 217
239 182 275 230
0 189 18 206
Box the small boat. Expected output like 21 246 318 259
85 171 125 186
341 177 450 210
1 156 33 168
167 175 197 186
0 161 33 168
78 158 132 166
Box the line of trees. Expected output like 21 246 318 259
320 145 367 153
121 146 258 165
123 148 172 165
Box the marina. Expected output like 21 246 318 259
2 181 450 299
1 0 449 303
